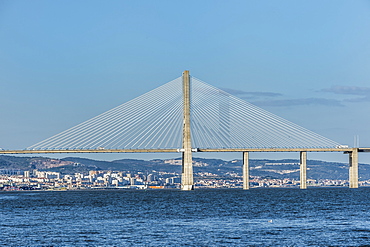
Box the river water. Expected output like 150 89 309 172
1 188 370 246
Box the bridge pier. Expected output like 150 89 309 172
243 152 249 190
300 151 307 189
349 148 358 188
181 70 194 190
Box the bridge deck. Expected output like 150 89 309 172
0 147 367 154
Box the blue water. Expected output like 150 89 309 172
1 188 370 246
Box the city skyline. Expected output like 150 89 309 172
3 155 369 191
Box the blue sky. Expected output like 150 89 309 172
1 0 370 163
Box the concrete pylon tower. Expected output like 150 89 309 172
181 70 194 190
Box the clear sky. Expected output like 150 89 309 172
1 0 370 163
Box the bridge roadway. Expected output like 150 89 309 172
0 147 369 154
1 147 368 190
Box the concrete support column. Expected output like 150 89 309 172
300 151 307 189
243 152 249 190
349 148 359 189
181 70 194 190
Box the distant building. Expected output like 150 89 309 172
24 171 30 178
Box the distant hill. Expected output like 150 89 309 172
1 155 370 180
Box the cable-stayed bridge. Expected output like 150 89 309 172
1 71 369 190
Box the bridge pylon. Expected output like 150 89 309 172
181 70 194 190
349 148 359 188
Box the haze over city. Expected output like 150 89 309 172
1 0 370 163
